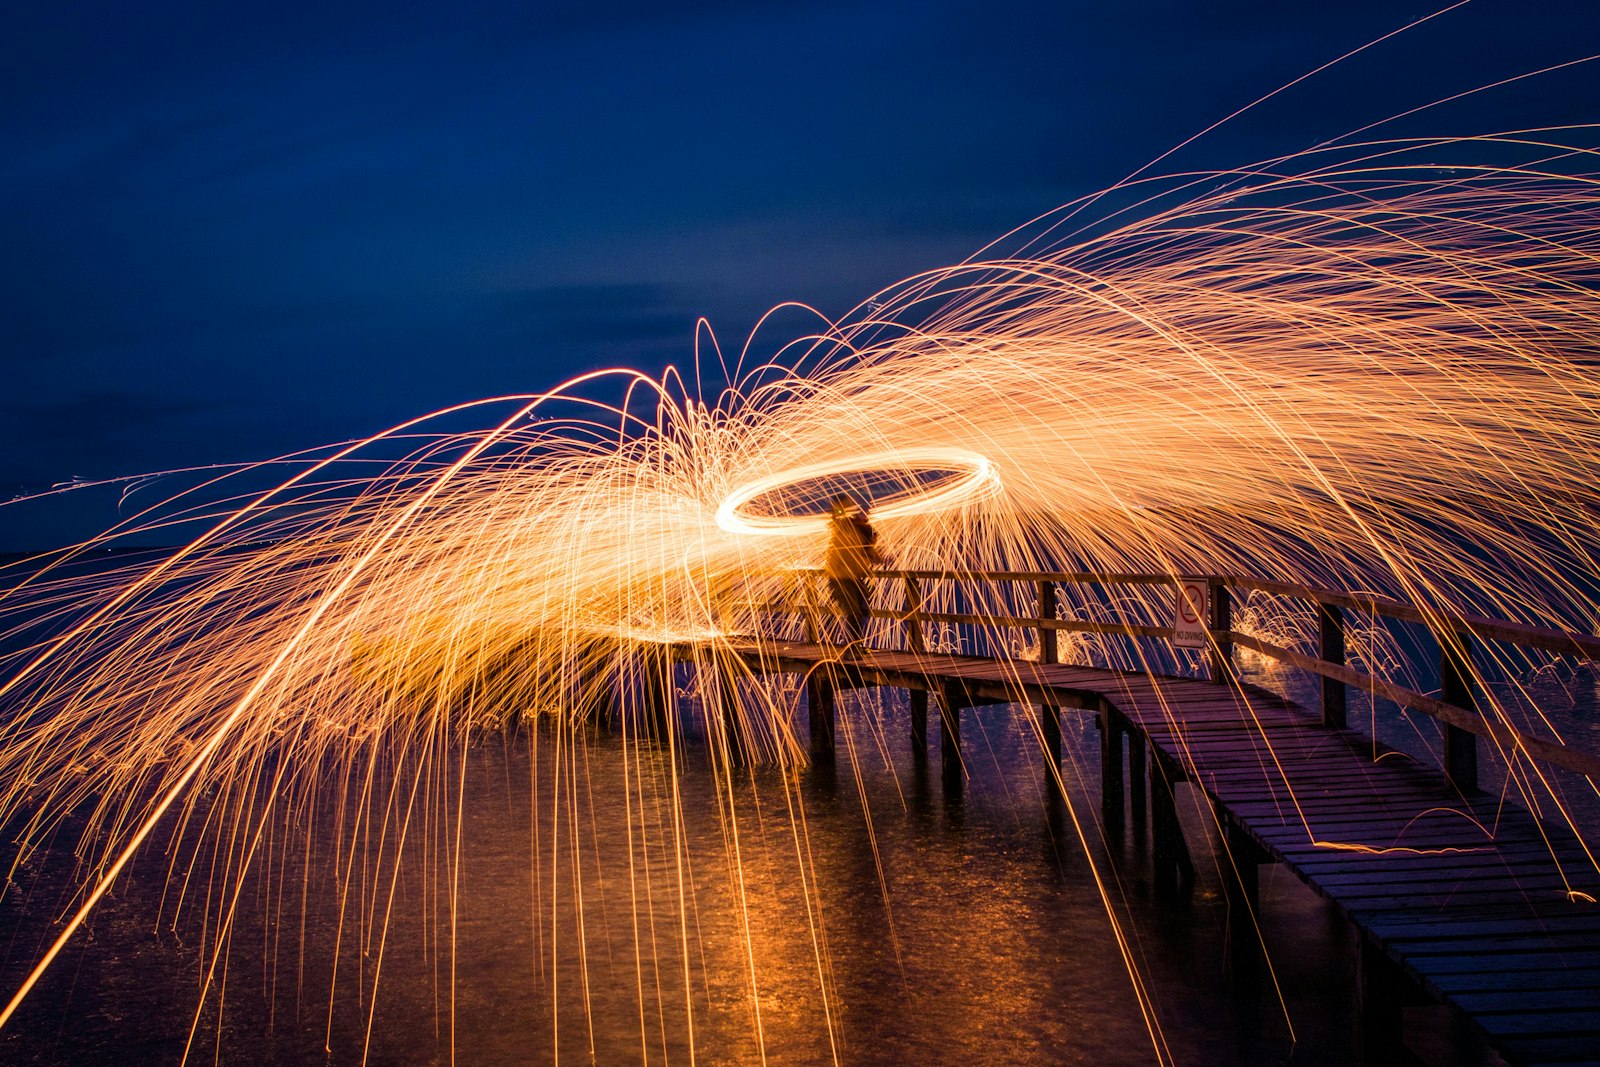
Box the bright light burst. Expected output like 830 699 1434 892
2 131 1600 1060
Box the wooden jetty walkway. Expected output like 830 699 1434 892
670 569 1600 1066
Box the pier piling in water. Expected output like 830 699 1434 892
635 644 673 742
1099 701 1125 836
909 688 928 759
937 685 962 795
1150 751 1194 895
1040 704 1062 791
716 653 747 767
1220 813 1267 967
808 669 837 764
1127 730 1147 845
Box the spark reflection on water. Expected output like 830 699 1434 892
3 694 1368 1066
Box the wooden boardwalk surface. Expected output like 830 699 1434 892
723 640 1600 1067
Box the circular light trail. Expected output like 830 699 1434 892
715 448 998 536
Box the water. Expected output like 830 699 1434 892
0 691 1368 1066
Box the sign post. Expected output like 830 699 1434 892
1172 579 1209 649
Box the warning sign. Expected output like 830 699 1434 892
1172 579 1210 649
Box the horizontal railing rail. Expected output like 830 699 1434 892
1224 630 1600 778
1221 574 1600 662
748 566 1600 782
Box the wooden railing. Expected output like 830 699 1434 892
758 567 1600 784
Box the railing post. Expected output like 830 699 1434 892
1037 579 1058 665
1440 627 1479 794
803 571 819 645
1318 602 1347 728
1209 579 1236 686
903 575 925 655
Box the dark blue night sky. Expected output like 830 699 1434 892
3 0 1597 547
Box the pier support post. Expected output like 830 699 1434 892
571 638 616 728
808 669 836 765
937 686 963 796
1100 702 1125 836
1128 730 1147 845
1357 937 1411 1066
1318 602 1347 728
1224 819 1261 912
1439 628 1479 794
637 644 673 742
1041 704 1062 793
717 656 747 767
909 688 928 759
1151 753 1194 895
1221 814 1268 968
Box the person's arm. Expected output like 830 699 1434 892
862 520 885 567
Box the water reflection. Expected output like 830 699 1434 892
2 692 1362 1065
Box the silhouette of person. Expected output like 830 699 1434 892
824 493 880 650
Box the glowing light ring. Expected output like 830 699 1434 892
715 448 997 536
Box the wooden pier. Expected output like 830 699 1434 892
652 568 1600 1066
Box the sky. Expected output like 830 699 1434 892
3 0 1598 549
